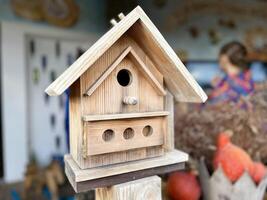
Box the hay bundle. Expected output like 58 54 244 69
174 85 267 169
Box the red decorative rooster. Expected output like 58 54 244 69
213 130 267 183
252 162 267 184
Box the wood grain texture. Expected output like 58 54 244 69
163 91 174 151
80 42 164 116
49 6 201 173
65 150 187 192
69 79 83 164
67 162 184 193
130 7 207 102
45 6 207 103
85 46 132 96
85 46 166 96
95 176 162 200
65 149 188 182
77 43 166 167
80 146 163 169
127 48 166 96
66 34 178 169
80 35 163 97
85 117 165 156
75 35 166 169
83 111 169 121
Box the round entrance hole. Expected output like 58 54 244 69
117 69 132 87
102 129 115 142
142 125 153 137
123 128 134 140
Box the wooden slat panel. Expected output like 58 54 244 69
86 117 165 155
83 111 169 122
81 146 163 169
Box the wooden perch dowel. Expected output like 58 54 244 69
123 96 138 105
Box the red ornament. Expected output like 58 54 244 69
167 171 201 200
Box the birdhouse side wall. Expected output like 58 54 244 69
69 79 83 165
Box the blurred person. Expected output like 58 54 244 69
209 41 255 106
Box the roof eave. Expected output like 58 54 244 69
45 7 141 96
45 5 207 103
135 6 207 103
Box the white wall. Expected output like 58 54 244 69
1 21 28 183
0 21 98 182
27 36 91 166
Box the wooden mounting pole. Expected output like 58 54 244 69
95 176 162 200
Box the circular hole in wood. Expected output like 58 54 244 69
102 129 115 142
117 69 132 87
143 125 153 137
123 128 134 140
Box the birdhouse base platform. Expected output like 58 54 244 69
65 150 188 193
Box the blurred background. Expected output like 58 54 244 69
0 0 267 200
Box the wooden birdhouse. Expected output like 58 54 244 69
45 6 207 192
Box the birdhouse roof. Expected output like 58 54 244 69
45 6 207 103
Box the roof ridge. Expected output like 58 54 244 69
45 6 207 103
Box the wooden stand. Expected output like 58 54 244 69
96 176 162 200
65 150 187 193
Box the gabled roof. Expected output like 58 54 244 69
85 46 166 96
45 6 207 103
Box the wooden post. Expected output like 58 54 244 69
95 176 162 200
164 91 175 151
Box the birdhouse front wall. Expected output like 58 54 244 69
69 34 173 169
82 58 164 115
80 36 164 116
